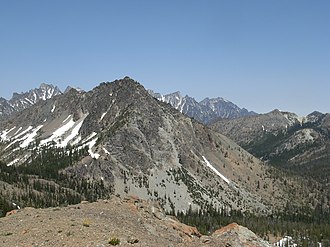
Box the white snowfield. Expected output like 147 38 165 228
59 120 84 148
1 113 102 162
87 137 100 159
20 125 43 148
40 117 75 146
7 158 20 167
39 114 88 148
0 126 16 141
202 156 230 184
274 236 298 247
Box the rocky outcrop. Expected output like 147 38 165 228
212 223 272 247
0 196 271 247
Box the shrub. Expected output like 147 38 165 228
82 219 91 227
108 237 120 245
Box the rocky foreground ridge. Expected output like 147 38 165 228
0 196 271 247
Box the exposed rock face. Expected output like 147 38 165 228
0 78 277 213
0 197 271 247
210 109 295 146
148 90 256 124
212 223 271 247
0 97 14 120
0 78 323 215
0 83 61 121
210 109 330 184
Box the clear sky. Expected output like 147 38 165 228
0 0 329 115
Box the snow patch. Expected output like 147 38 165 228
0 126 16 141
40 119 75 146
25 97 34 104
82 132 97 143
62 115 72 123
13 126 33 139
103 147 110 155
7 158 20 167
274 236 297 247
20 125 43 148
12 202 20 210
51 105 56 113
58 120 84 148
202 156 230 184
13 127 23 136
71 136 82 146
4 126 36 150
87 137 100 159
100 112 107 121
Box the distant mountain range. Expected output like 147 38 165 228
0 83 61 121
148 90 257 124
1 84 256 125
0 77 318 215
0 77 329 245
210 109 330 184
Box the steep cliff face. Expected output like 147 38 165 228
0 78 322 215
0 83 61 122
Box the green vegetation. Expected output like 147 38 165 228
174 204 330 246
104 109 130 139
0 196 14 217
108 237 120 245
243 124 330 185
167 167 212 210
0 142 113 216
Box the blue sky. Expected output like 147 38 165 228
0 0 329 115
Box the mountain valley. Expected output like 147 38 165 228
0 77 329 246
210 109 330 185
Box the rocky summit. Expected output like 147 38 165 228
148 90 256 124
0 196 271 247
0 83 61 121
0 77 329 246
0 77 318 215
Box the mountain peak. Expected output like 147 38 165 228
202 96 229 103
0 83 62 121
39 82 53 89
168 91 182 97
148 90 256 123
64 86 84 94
